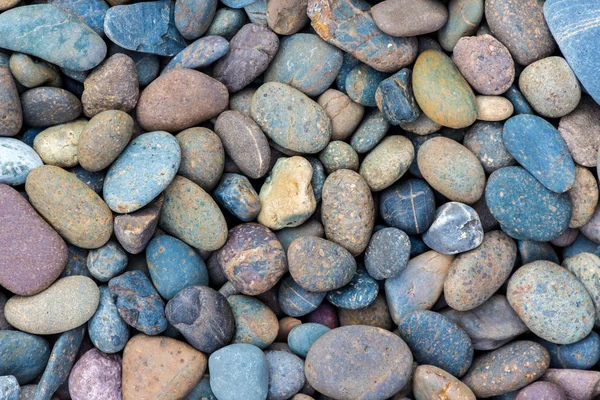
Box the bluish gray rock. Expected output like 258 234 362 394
535 331 600 370
380 179 436 235
518 240 560 264
345 64 387 107
265 351 305 400
88 286 129 354
375 68 420 125
214 173 261 222
0 331 50 384
287 323 331 358
107 43 161 86
174 0 216 40
38 0 109 36
87 240 128 282
422 202 484 255
464 121 515 173
206 7 247 40
0 376 19 400
326 268 379 310
364 227 411 280
162 36 230 75
350 109 391 154
278 275 326 317
0 138 43 186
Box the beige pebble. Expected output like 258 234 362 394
33 120 87 167
476 96 514 121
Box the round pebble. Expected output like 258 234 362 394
360 135 413 191
364 227 411 280
33 120 87 168
265 351 305 400
372 0 448 37
317 89 364 141
69 349 122 400
476 95 514 121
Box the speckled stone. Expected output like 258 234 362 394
413 365 476 400
350 109 390 153
5 276 99 335
0 376 19 400
338 293 394 330
251 82 332 154
535 331 600 370
0 55 21 137
21 87 82 128
305 325 413 400
563 232 600 259
289 236 356 292
400 113 442 136
326 268 378 310
265 351 305 400
570 168 598 229
266 0 308 35
88 286 129 353
159 176 228 251
0 331 50 384
137 69 228 132
372 0 447 37
278 275 326 317
444 230 516 310
462 341 550 398
516 382 566 400
265 33 343 97
163 36 229 74
209 344 269 400
464 121 514 173
519 56 581 118
108 270 167 335
318 141 358 174
508 261 594 344
26 165 113 249
563 253 600 327
123 335 206 400
438 0 483 52
114 195 163 254
557 97 600 167
486 167 572 241
385 251 453 324
87 240 128 282
166 286 234 353
213 24 278 92
360 136 413 191
335 52 360 93
541 369 600 400
8 53 61 88
374 69 420 125
228 295 278 349
107 43 160 86
364 227 410 280
442 295 529 351
0 5 106 71
307 0 418 73
276 220 325 252
68 349 122 400
345 64 387 107
304 157 325 203
104 1 187 56
32 120 85 168
504 84 535 115
422 202 483 255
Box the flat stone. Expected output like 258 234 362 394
21 87 82 128
438 0 483 52
0 331 50 385
114 194 163 254
0 55 22 137
372 0 447 37
33 120 87 168
162 35 230 74
68 349 122 400
88 285 130 353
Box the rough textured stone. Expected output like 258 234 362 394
350 109 390 153
563 253 600 328
228 295 278 349
374 69 420 125
464 121 514 173
114 195 163 254
214 173 261 222
570 166 598 229
316 90 363 141
88 285 130 353
21 87 82 128
265 351 305 400
326 267 378 309
364 227 410 280
87 240 128 282
107 43 160 86
360 136 413 191
558 97 600 168
319 141 359 174
0 56 22 137
69 349 122 400
174 0 216 40
0 376 19 400
33 120 86 168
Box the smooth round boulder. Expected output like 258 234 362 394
364 227 411 280
422 202 484 255
228 295 278 349
516 382 567 400
175 127 225 191
137 69 228 132
372 0 447 37
558 97 600 168
21 87 82 128
360 136 413 191
69 349 122 400
305 325 413 400
413 365 476 400
5 276 99 335
33 120 87 168
317 89 364 141
25 165 113 249
417 137 485 204
265 351 305 400
507 261 595 344
0 330 50 385
0 138 42 185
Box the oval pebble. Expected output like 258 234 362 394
175 127 224 192
360 136 413 191
438 0 483 52
88 286 129 354
379 179 436 235
558 97 600 168
516 382 566 400
33 120 87 168
535 331 600 370
214 173 261 222
371 0 448 37
228 295 278 349
464 121 514 173
87 240 128 282
278 275 326 317
0 138 43 185
0 55 22 137
317 89 364 141
413 365 476 400
326 268 379 310
0 330 50 384
562 252 600 327
364 227 411 280
21 87 82 128
476 95 514 121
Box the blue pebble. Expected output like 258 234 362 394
221 0 255 8
535 331 600 370
278 275 326 318
184 375 216 400
0 376 19 400
146 235 209 300
88 286 130 353
336 52 360 93
21 128 44 147
287 323 331 358
306 157 326 203
380 179 436 235
87 240 129 282
205 8 247 40
104 1 188 56
350 109 390 154
244 0 267 25
0 331 50 385
365 227 411 280
518 240 560 265
405 132 440 178
563 232 600 259
375 68 420 125
107 43 160 86
209 344 269 400
486 167 572 241
162 36 230 75
70 165 106 194
503 114 576 193
265 351 305 400
398 310 474 377
214 173 261 222
409 235 429 257
108 270 168 335
326 268 379 309
345 64 388 107
504 84 534 115
46 0 109 36
174 0 216 40
35 325 85 400
60 244 91 278
60 67 88 83
544 0 600 105
104 131 181 214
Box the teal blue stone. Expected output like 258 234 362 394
162 36 230 75
486 167 572 241
306 157 325 203
375 68 420 125
278 275 326 317
88 286 129 353
244 0 267 25
349 109 390 154
60 244 91 278
518 240 559 265
175 0 217 40
87 240 128 282
70 166 106 194
205 8 247 40
336 52 360 93
21 128 44 147
535 331 600 370
326 268 379 310
209 344 269 400
35 325 85 400
0 5 106 71
265 33 344 97
214 173 261 222
104 131 181 214
104 1 188 57
503 114 576 193
0 376 19 400
107 43 160 87
0 330 51 385
504 84 534 115
147 235 209 300
222 0 255 8
265 351 305 400
563 233 600 259
287 323 331 358
345 64 388 107
544 0 600 104
398 310 474 377
184 375 216 400
38 0 109 36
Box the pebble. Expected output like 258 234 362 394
114 195 163 254
485 0 555 65
0 330 50 384
0 55 21 137
371 0 448 37
21 87 82 128
307 157 326 202
107 43 160 86
452 34 515 95
0 376 19 400
519 56 581 118
217 223 287 295
104 1 187 56
278 275 326 317
504 84 535 115
108 270 167 336
0 5 106 71
438 0 484 52
319 141 359 174
464 121 515 173
305 325 413 400
122 335 206 400
569 166 598 229
562 253 600 327
32 120 85 168
88 286 129 353
174 0 216 40
379 179 436 235
374 69 420 125
163 36 229 74
184 375 216 400
536 331 600 370
476 95 514 121
304 301 338 330
265 33 343 97
516 382 566 400
206 7 247 39
5 276 99 335
507 261 594 344
317 89 364 141
214 173 261 222
87 240 128 282
422 202 484 255
8 53 62 88
518 240 560 265
251 82 332 154
541 369 600 400
336 52 360 93
558 97 600 168
175 127 225 192
265 351 305 400
228 295 278 349
277 317 302 342
400 112 443 135
326 268 379 310
68 349 122 400
209 344 269 400
345 64 387 107
359 136 413 191
412 365 476 400
137 69 228 132
350 109 390 154
266 0 307 35
288 323 331 357
166 286 235 353
462 341 550 398
364 227 411 280
338 293 394 331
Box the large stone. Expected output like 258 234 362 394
68 349 122 400
0 331 50 385
372 0 447 37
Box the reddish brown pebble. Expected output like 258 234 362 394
276 317 302 342
114 194 164 254
558 97 600 168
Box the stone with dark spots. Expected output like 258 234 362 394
88 286 130 354
0 330 50 385
265 351 305 400
108 270 167 336
114 194 163 254
228 295 278 349
68 349 122 400
0 376 19 400
326 268 378 310
20 87 82 128
464 121 514 173
562 253 600 327
364 227 410 280
422 202 484 255
0 55 22 137
174 0 216 40
319 141 359 174
162 36 230 74
165 286 235 353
